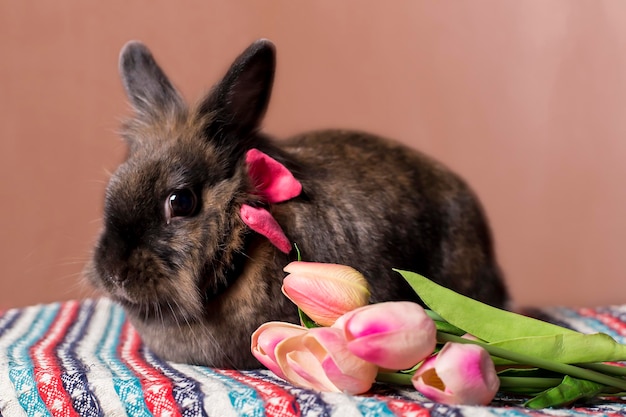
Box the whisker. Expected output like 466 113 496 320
171 299 190 333
167 301 181 331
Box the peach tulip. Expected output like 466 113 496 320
412 342 500 406
335 301 437 370
282 261 371 326
251 322 308 379
274 326 378 394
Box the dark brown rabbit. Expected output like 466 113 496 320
86 39 508 369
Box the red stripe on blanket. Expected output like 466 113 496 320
119 321 182 417
378 397 431 417
30 301 80 417
579 308 626 336
218 369 300 417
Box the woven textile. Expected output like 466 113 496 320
0 298 625 416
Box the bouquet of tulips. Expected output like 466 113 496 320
251 261 626 409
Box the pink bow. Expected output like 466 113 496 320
240 149 302 253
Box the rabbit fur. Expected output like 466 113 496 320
86 39 508 369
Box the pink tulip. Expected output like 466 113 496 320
251 322 308 379
282 261 371 326
412 342 500 406
274 326 378 394
335 301 437 370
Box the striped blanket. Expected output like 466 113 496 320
0 299 625 416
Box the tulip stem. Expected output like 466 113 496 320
498 376 562 391
376 372 413 386
377 371 565 393
578 362 626 377
437 332 626 391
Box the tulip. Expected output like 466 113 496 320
412 342 500 406
251 322 308 380
274 326 378 394
335 301 437 370
282 262 371 326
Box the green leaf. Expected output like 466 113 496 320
491 333 626 364
298 308 320 329
433 321 467 336
524 376 605 409
395 269 577 342
425 310 466 336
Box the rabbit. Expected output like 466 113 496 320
86 39 509 369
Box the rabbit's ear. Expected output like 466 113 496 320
200 39 275 135
119 41 185 116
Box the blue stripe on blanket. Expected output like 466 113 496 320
143 349 207 417
193 367 265 417
0 309 21 338
58 300 103 417
8 303 61 417
96 301 151 417
353 396 396 417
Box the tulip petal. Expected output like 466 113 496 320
291 354 375 395
275 327 377 394
412 343 499 406
283 262 370 291
339 302 437 370
282 276 360 325
321 356 376 395
251 322 308 379
286 349 337 392
282 262 370 326
276 332 339 392
435 343 500 405
347 330 435 371
305 328 378 394
411 355 451 402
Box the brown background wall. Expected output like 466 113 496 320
1 1 625 309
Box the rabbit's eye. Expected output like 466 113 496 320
167 189 198 219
